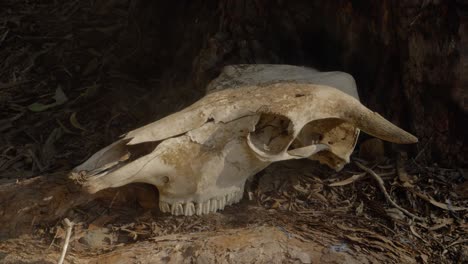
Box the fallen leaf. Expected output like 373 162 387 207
70 112 87 131
386 208 406 220
428 218 454 231
419 254 429 264
53 86 68 104
28 86 68 112
413 191 468 211
329 173 366 187
308 192 328 203
80 83 100 98
56 119 77 134
28 102 54 112
293 184 308 194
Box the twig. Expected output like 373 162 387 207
354 161 426 222
108 190 120 210
57 218 74 264
47 220 62 251
447 238 468 248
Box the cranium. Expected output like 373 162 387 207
71 64 417 216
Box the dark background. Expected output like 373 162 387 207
1 0 466 178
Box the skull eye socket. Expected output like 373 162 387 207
290 118 345 150
291 118 358 169
249 113 294 155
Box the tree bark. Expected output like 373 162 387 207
124 0 467 167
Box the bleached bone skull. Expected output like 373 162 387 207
71 64 417 216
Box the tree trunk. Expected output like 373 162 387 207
124 0 467 167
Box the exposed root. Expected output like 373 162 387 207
354 161 426 222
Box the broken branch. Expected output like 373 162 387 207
58 218 74 264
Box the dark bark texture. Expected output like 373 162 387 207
123 0 466 166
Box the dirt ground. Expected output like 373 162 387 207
0 1 467 263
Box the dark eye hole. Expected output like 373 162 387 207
249 113 293 154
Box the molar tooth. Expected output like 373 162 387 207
210 199 218 212
218 196 226 210
184 202 195 216
171 203 177 215
176 204 183 216
202 200 211 214
171 203 183 216
196 202 203 215
160 202 170 213
226 193 233 206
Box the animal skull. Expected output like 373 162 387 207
71 64 417 216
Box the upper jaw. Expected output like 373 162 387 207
159 188 244 216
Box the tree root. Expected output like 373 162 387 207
354 161 426 222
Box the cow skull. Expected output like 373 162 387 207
71 64 417 216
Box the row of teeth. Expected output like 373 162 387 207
159 190 244 216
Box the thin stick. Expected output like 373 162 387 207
355 161 426 222
58 218 74 264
